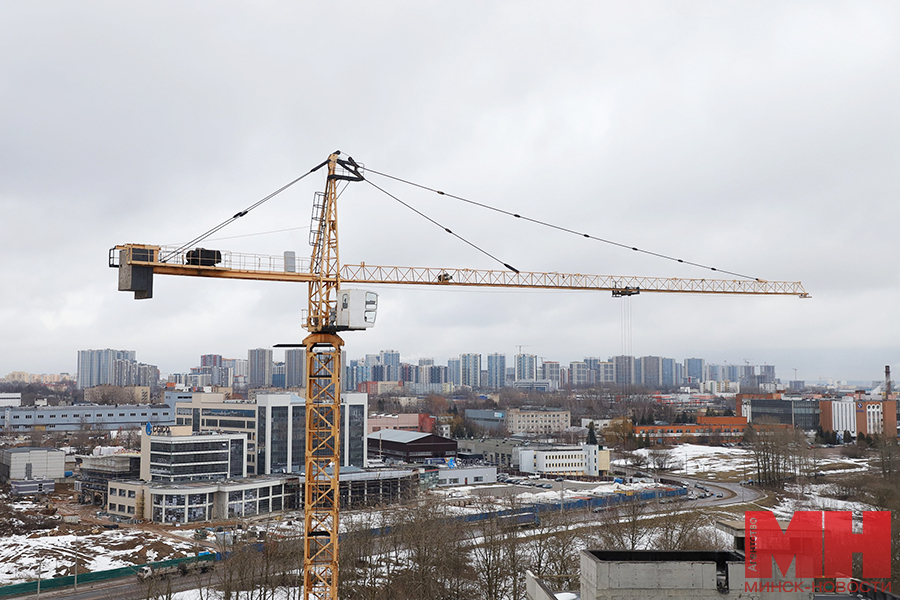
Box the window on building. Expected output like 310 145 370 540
127 506 135 514
128 490 136 498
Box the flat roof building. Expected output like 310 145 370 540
367 430 457 463
0 447 66 483
3 404 174 432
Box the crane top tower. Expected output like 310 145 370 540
110 151 808 600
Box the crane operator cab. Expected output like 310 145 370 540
333 289 378 330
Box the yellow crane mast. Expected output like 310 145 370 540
110 152 809 600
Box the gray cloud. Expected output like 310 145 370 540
2 2 899 383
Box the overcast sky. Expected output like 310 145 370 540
2 2 899 383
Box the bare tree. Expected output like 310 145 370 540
648 447 673 472
745 422 803 489
650 502 722 550
590 495 650 551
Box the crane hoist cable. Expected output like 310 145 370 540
364 167 761 282
364 178 520 274
160 158 328 263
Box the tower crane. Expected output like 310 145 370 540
110 151 809 600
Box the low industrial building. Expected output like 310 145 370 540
0 447 66 495
633 416 750 445
0 447 65 482
0 393 22 407
516 444 610 477
2 403 175 432
436 465 497 486
367 412 435 434
456 437 527 469
367 430 457 463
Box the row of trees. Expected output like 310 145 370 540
131 491 724 600
338 493 722 600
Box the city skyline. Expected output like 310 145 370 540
3 5 900 383
2 343 888 388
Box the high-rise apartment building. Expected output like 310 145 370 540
379 350 401 382
515 354 537 381
758 365 776 384
705 364 723 382
612 355 635 386
248 348 273 389
594 361 616 384
284 348 306 389
77 349 158 390
487 353 506 389
447 358 461 386
659 358 682 388
420 364 447 384
569 361 590 387
725 364 741 382
684 358 705 384
541 361 561 387
460 354 481 388
200 354 223 368
223 358 248 378
640 356 671 389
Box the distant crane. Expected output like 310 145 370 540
111 151 809 600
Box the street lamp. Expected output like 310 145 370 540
73 536 80 591
36 558 44 599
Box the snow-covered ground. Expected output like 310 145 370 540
172 587 299 599
0 527 197 585
613 444 869 480
770 483 873 519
